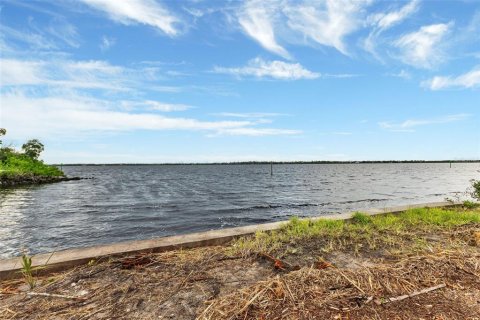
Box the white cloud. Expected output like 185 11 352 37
44 18 80 48
0 59 45 86
388 69 411 80
215 112 285 118
379 114 470 131
237 0 370 57
394 23 452 69
0 89 299 139
213 57 319 80
0 58 137 91
214 127 301 137
323 73 359 79
0 18 80 50
238 0 290 59
79 0 182 36
100 36 116 51
422 67 480 90
0 24 57 50
121 100 193 112
364 0 419 58
283 0 369 55
368 0 419 31
0 91 247 138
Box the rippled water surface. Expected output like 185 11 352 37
1 163 479 258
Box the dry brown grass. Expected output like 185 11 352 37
200 249 480 319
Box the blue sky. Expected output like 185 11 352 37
0 0 479 163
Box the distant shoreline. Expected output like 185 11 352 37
54 160 480 166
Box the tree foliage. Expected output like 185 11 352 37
472 180 480 201
0 128 5 145
22 139 45 160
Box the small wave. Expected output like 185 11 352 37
338 198 389 205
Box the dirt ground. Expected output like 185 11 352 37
1 216 480 319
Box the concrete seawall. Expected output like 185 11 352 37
0 201 459 280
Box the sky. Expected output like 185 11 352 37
0 0 479 163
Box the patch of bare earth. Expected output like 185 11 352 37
1 224 480 319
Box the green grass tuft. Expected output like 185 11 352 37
230 207 480 256
351 212 373 225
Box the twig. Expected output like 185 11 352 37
28 291 88 300
237 287 267 315
381 283 446 304
365 296 374 304
337 270 365 294
1 291 87 300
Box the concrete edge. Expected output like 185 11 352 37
0 201 462 281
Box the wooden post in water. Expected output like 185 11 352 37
270 162 273 176
450 161 452 168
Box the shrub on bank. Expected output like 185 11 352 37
0 129 64 178
0 152 64 177
472 180 480 201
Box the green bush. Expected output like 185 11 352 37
0 151 64 178
463 200 478 209
0 128 64 178
472 180 480 201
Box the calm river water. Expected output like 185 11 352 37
1 163 479 258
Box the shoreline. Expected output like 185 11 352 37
0 201 460 280
0 175 89 188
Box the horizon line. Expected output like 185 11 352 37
51 160 480 166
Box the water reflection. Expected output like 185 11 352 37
0 187 34 257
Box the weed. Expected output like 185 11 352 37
463 200 478 209
20 254 36 289
351 212 373 225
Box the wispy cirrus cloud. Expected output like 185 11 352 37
100 36 115 51
364 0 419 58
283 0 369 56
0 58 128 90
1 89 300 139
394 22 452 69
238 0 290 59
422 67 480 90
379 114 470 132
121 100 194 112
214 112 285 118
368 0 419 32
0 17 80 50
0 24 57 50
43 17 81 48
387 69 411 80
79 0 182 36
212 127 301 137
213 57 319 80
0 90 249 139
237 0 371 58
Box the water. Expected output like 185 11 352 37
1 163 479 259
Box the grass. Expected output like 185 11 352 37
20 254 36 289
231 207 480 256
0 152 64 178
